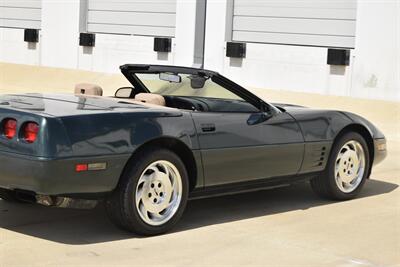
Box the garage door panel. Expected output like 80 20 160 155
0 7 41 21
88 24 175 38
88 0 176 13
232 0 356 48
0 0 41 9
233 17 355 36
234 6 356 20
234 0 357 10
88 11 175 28
233 31 355 48
87 0 177 37
0 18 40 29
0 0 41 29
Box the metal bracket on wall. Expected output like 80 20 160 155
327 48 351 66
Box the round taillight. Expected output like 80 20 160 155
3 119 17 139
23 122 39 143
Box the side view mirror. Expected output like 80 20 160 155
115 87 134 98
247 112 274 125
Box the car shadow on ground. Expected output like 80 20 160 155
0 179 397 245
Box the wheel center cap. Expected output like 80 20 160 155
142 180 168 212
339 151 358 183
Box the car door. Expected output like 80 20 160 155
191 111 304 186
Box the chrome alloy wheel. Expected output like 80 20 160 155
135 160 183 226
335 140 366 193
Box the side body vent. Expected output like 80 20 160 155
300 142 333 173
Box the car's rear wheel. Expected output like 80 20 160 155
310 132 370 200
105 147 189 235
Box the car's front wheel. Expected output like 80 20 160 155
311 132 370 200
105 148 189 235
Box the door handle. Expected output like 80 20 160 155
201 123 216 132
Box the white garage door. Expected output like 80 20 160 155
0 0 41 29
232 0 357 48
87 0 177 37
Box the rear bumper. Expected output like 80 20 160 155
0 151 130 196
373 138 387 166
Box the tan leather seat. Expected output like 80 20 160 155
135 93 166 106
74 83 103 96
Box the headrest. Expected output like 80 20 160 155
135 93 166 106
74 83 103 96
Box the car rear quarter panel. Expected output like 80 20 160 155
55 112 200 192
0 107 200 195
59 112 198 158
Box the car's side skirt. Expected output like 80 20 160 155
188 172 321 200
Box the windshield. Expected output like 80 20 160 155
136 73 243 101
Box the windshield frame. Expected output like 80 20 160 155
120 64 277 113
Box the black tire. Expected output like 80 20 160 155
0 188 21 202
105 147 189 236
310 132 370 200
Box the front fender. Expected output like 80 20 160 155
342 112 385 139
286 108 353 142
